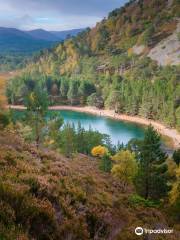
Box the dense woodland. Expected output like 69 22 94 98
0 0 180 239
7 0 180 130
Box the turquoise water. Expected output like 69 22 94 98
52 110 145 145
13 110 145 145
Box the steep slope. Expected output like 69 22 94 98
0 130 179 240
8 0 180 130
148 20 180 65
25 0 179 72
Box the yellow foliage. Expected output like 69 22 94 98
105 19 115 32
0 78 7 109
127 48 133 57
169 167 180 204
91 34 99 52
111 150 137 183
91 145 108 158
167 158 177 178
125 24 132 37
30 92 35 102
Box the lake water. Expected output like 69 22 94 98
53 110 145 145
13 109 145 145
13 109 176 154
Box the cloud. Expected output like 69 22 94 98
0 14 34 29
15 15 35 28
2 0 127 16
0 0 128 30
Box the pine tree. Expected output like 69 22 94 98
101 154 112 172
60 123 76 158
173 149 180 166
135 125 169 200
25 87 49 148
60 78 69 99
76 121 87 154
67 80 80 105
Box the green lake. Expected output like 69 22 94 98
14 109 145 145
58 110 145 145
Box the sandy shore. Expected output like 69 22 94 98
8 105 180 149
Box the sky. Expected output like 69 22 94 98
0 0 128 31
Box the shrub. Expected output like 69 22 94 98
100 154 112 172
177 32 180 41
0 200 15 225
0 112 10 128
0 182 58 239
169 167 180 220
91 145 108 158
129 194 160 207
87 93 104 109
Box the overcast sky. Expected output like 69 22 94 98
0 0 128 31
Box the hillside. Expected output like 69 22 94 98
1 1 180 239
0 27 85 54
0 129 179 240
148 20 180 65
0 27 56 71
26 29 60 42
50 28 86 40
0 27 85 71
8 0 180 130
24 0 180 68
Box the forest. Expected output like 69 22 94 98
0 0 180 239
7 56 180 130
1 70 180 239
7 0 180 130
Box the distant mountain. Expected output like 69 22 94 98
0 27 85 55
26 28 85 41
0 27 32 40
27 29 59 42
0 27 85 70
0 27 54 55
51 28 85 40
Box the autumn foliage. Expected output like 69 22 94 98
111 150 137 187
91 145 108 158
0 78 7 109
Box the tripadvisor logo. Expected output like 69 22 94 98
135 227 143 236
135 227 173 236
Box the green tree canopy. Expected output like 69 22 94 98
135 125 169 200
